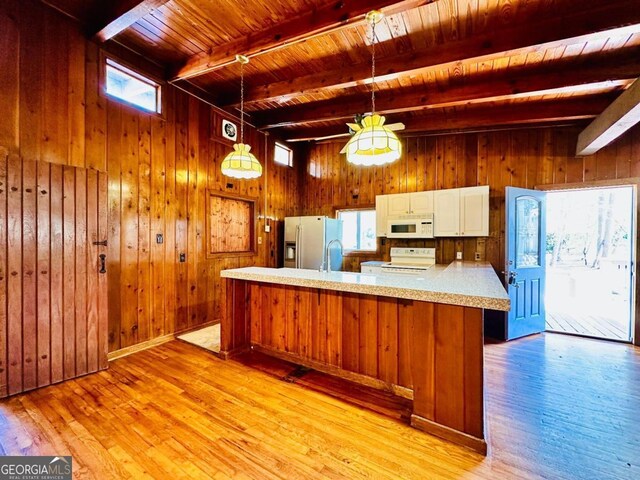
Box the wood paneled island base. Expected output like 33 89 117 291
221 278 488 454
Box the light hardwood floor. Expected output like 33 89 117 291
0 334 639 479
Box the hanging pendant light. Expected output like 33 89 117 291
221 55 263 179
343 10 401 167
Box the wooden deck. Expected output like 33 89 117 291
1 336 639 479
547 310 630 341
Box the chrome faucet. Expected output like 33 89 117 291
324 239 343 273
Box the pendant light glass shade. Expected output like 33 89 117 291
221 55 262 179
343 11 401 167
221 143 263 179
345 114 401 166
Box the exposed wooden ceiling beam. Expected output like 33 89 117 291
576 78 640 156
285 95 616 142
255 49 640 128
92 0 170 42
228 0 640 106
173 0 435 81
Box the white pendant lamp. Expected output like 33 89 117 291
221 55 263 179
343 10 401 167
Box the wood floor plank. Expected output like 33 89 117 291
0 335 638 479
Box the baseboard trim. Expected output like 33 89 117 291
218 346 251 360
410 414 487 456
108 321 218 361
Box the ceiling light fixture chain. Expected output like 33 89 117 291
371 15 376 115
240 57 244 144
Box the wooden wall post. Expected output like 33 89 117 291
220 278 251 359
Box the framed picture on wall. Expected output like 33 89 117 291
222 119 238 141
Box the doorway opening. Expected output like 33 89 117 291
545 186 634 342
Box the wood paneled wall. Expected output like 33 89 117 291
299 124 640 274
0 0 300 354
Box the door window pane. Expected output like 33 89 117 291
516 197 540 267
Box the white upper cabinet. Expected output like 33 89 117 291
387 193 412 216
434 186 490 237
386 191 434 216
433 189 461 236
375 195 388 237
460 186 489 236
376 187 487 238
409 191 434 215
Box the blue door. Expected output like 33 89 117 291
506 187 547 340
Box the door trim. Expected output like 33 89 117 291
537 180 638 346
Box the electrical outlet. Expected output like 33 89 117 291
179 253 186 263
456 251 463 260
475 252 481 261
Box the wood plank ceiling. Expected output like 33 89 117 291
44 0 640 141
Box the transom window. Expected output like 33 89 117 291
274 142 293 167
105 58 161 114
337 209 377 252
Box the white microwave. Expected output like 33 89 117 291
387 214 434 238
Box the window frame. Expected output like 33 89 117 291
103 56 163 115
336 207 379 256
274 142 293 167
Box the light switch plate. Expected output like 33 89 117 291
265 224 271 233
456 251 463 260
258 236 263 245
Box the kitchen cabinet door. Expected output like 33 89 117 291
460 186 489 236
434 189 460 236
409 191 434 214
387 193 411 216
375 195 388 237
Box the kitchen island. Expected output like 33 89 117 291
220 262 509 454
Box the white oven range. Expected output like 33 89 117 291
360 248 435 276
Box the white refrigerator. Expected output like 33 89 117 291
284 216 343 271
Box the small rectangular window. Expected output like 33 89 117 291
274 142 293 167
337 209 377 252
105 58 161 114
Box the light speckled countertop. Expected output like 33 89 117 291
221 262 510 311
